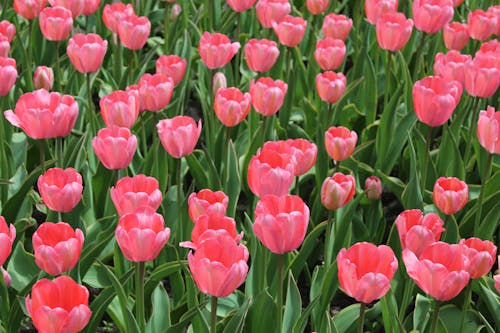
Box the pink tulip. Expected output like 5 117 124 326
433 50 471 86
99 90 139 129
37 168 83 213
32 222 84 275
48 0 84 18
495 273 500 294
322 13 352 41
467 9 496 41
39 6 73 41
188 189 229 222
316 71 347 104
460 238 497 279
376 12 414 51
287 139 317 176
82 0 100 15
324 126 358 161
110 174 162 216
157 116 202 158
214 87 251 127
0 216 16 267
253 194 310 254
443 22 469 51
433 177 468 215
226 0 257 12
187 212 242 248
464 56 500 98
250 77 288 116
365 176 382 200
306 0 329 15
138 73 174 112
337 242 398 303
365 0 398 25
477 106 500 154
67 33 108 73
487 6 500 35
102 3 135 34
156 55 187 86
0 20 16 42
1 267 10 286
0 35 9 57
412 0 454 34
118 14 151 51
403 242 470 301
198 32 240 69
212 72 227 97
33 66 54 91
14 0 47 20
256 0 291 28
272 15 307 47
321 172 356 210
314 38 346 71
0 57 17 96
92 126 137 170
244 38 280 73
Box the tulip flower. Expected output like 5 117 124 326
365 176 382 200
39 6 73 41
376 12 414 52
250 77 288 117
212 72 227 96
432 177 468 215
0 216 16 267
156 55 187 86
314 38 346 71
33 66 54 91
67 33 108 73
137 73 174 112
306 0 329 15
365 0 398 25
0 20 16 42
324 126 358 162
187 212 242 248
487 6 500 35
188 189 229 222
1 267 10 286
214 87 251 127
244 38 280 73
100 90 140 129
0 35 9 57
198 32 240 69
495 273 500 294
316 71 347 104
433 50 471 87
48 0 84 18
82 0 100 16
37 168 83 213
14 0 47 20
118 14 151 51
102 3 135 34
287 139 317 176
157 116 202 158
322 13 353 41
256 0 291 28
467 10 496 41
92 126 137 170
272 15 307 48
226 0 257 12
110 174 163 216
0 57 17 96
321 172 356 210
460 238 497 279
443 22 469 51
412 0 454 34
477 106 500 154
464 56 500 98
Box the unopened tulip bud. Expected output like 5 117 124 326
170 4 181 20
212 72 227 96
365 176 382 200
33 66 54 91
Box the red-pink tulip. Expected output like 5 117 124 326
316 71 347 104
376 12 414 51
156 55 187 85
314 38 346 71
118 14 151 51
0 20 16 42
26 276 91 333
443 22 469 51
82 0 100 15
4 89 78 139
321 172 356 210
403 242 470 301
48 0 84 18
214 87 251 127
322 13 352 41
138 73 174 112
92 126 137 170
102 3 135 34
244 38 280 73
253 194 310 254
412 76 462 127
157 116 202 158
365 0 398 25
250 77 287 116
488 6 500 35
306 0 329 15
226 0 257 12
100 90 139 128
395 209 444 257
67 33 108 73
477 106 500 154
432 176 468 215
14 0 47 20
433 50 471 86
188 189 229 222
0 216 16 267
272 15 307 47
188 212 242 248
324 126 358 161
32 222 84 275
460 238 497 279
39 6 73 41
37 168 83 213
412 0 454 34
0 57 17 96
0 35 10 57
33 66 54 91
287 139 317 176
110 174 162 216
187 229 249 297
464 56 500 98
365 176 382 200
256 0 291 28
467 9 496 41
495 272 500 294
116 207 170 262
337 242 398 303
198 32 240 69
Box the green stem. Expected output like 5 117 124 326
135 261 146 331
294 175 300 196
163 2 170 54
176 157 183 240
458 283 472 333
474 153 492 235
384 51 392 108
464 97 480 165
223 126 231 191
421 125 432 191
39 140 45 172
277 253 284 333
358 303 366 333
114 38 122 87
129 51 135 85
55 137 63 168
55 41 61 91
430 301 441 333
211 296 218 333
413 32 427 79
206 0 214 31
324 209 335 265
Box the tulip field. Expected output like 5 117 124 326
1 0 500 332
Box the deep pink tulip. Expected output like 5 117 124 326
92 126 137 170
138 73 174 112
214 87 251 127
395 209 444 257
187 212 242 248
376 12 414 51
0 57 17 96
102 3 135 34
0 216 16 267
432 177 468 215
37 168 83 213
468 9 496 41
250 77 287 117
365 0 398 25
464 56 500 98
433 50 471 86
256 0 291 28
32 222 84 275
33 66 54 91
48 0 84 18
187 229 249 297
487 6 500 35
337 242 398 303
0 20 16 42
412 76 462 126
82 0 100 15
316 71 347 104
306 0 329 15
198 32 240 69
110 174 162 216
116 207 170 262
14 0 47 20
321 172 356 210
272 15 307 47
365 176 382 200
100 90 139 129
460 238 497 279
118 14 151 51
156 55 187 86
157 116 202 158
322 13 352 41
4 89 78 139
39 6 73 41
67 33 108 73
452 0 464 7
26 276 91 333
0 35 9 57
314 38 346 71
324 126 358 161
244 38 280 73
443 22 469 51
226 0 257 12
287 139 317 176
403 242 470 301
253 194 310 254
412 0 454 34
477 106 500 154
188 189 229 222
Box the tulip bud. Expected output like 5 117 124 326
212 72 227 96
33 66 54 91
365 176 382 200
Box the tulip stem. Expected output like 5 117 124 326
420 125 432 191
223 126 231 190
39 140 45 172
176 157 184 240
211 296 218 333
294 175 300 196
135 261 146 331
357 303 366 333
324 209 334 265
114 39 123 87
86 73 96 134
413 32 427 79
459 283 472 333
474 153 492 235
464 97 480 167
384 51 392 109
430 300 441 333
277 253 284 333
163 2 170 54
55 137 63 168
55 41 62 91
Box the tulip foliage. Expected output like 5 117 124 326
0 0 499 333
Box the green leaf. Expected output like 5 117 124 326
401 135 423 209
289 221 327 278
331 304 360 332
292 296 320 333
246 290 277 333
282 272 302 333
6 242 39 292
222 298 250 333
145 283 171 333
413 293 431 332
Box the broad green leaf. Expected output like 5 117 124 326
282 272 302 333
145 283 171 333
